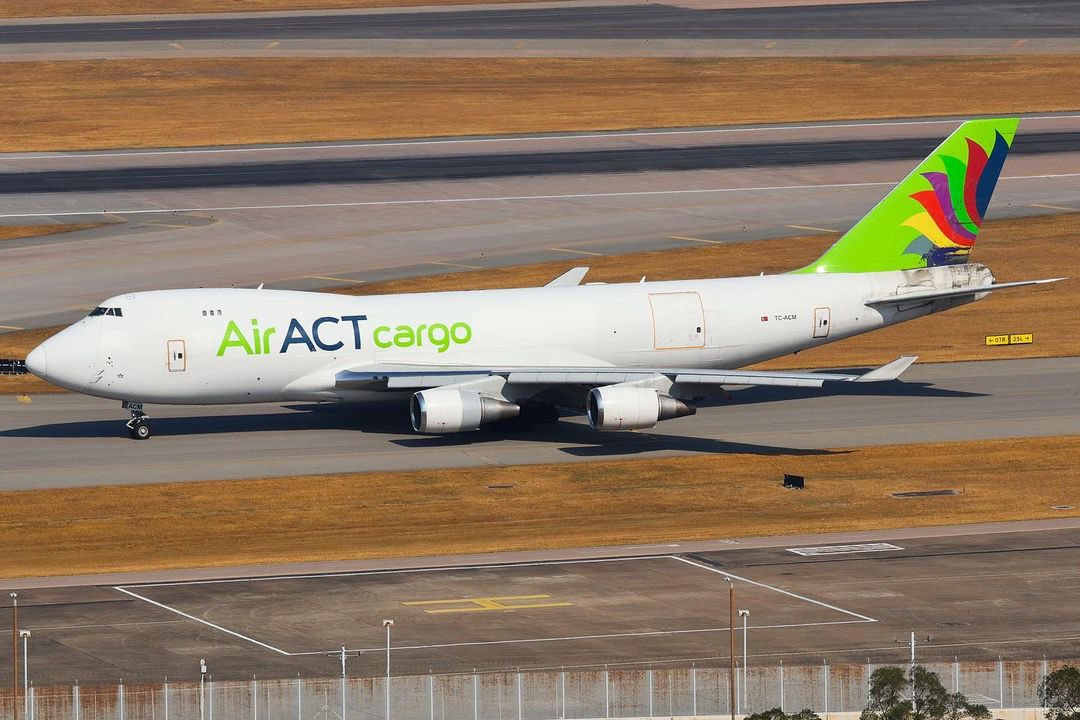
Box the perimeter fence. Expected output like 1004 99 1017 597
0 658 1074 720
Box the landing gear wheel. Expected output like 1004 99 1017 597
127 417 151 440
123 401 151 440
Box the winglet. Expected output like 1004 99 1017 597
853 355 919 383
545 267 589 287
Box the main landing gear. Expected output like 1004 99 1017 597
123 401 151 440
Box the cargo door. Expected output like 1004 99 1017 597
167 339 187 372
649 292 705 349
813 307 831 338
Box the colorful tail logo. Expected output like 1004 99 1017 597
795 118 1018 275
903 131 1011 266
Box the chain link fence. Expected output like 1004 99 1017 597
0 659 1072 720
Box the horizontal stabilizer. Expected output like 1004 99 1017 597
866 278 1064 307
544 267 589 287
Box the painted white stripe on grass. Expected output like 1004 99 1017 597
672 555 878 622
4 172 1078 220
112 586 292 655
5 114 1079 161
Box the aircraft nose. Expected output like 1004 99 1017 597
25 344 47 376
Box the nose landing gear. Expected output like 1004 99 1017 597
123 401 151 440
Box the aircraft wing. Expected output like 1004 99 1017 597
865 278 1063 307
335 355 918 391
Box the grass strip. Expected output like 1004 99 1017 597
3 56 1079 152
0 434 1077 578
0 0 547 18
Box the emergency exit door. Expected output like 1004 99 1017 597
167 339 187 372
813 307 831 338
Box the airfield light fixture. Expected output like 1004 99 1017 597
9 592 17 720
739 609 750 708
383 620 394 720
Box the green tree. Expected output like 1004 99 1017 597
1040 666 1080 720
911 665 948 720
862 666 912 720
943 692 992 720
746 709 821 720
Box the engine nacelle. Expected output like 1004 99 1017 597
410 388 520 433
586 386 696 431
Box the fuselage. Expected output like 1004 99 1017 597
28 263 991 405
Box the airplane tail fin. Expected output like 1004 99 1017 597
796 118 1019 274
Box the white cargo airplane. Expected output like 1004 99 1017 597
26 119 1061 439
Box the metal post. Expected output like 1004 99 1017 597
736 662 740 716
780 661 785 713
728 579 736 720
340 647 347 720
20 631 29 720
910 632 916 713
433 673 437 720
866 659 871 707
739 610 750 711
208 675 213 720
119 681 125 720
516 671 522 720
75 681 81 720
604 667 610 719
163 679 168 720
200 660 207 720
692 665 698 718
559 669 566 719
297 675 302 720
648 668 654 718
823 661 829 719
998 658 1004 709
254 676 258 720
10 592 18 720
383 620 394 720
953 657 959 693
474 671 479 720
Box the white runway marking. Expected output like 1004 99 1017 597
3 114 1078 161
115 555 876 657
112 586 292 655
787 542 905 556
3 172 1077 220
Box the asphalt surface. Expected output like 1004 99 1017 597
2 357 1078 490
4 131 1079 194
3 0 1078 43
3 115 1080 332
2 520 1079 683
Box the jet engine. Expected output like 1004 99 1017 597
586 386 696 431
410 388 520 433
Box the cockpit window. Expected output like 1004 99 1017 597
89 307 123 317
89 307 107 316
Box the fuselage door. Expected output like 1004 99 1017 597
813 307 831 338
649 292 706 349
167 339 187 372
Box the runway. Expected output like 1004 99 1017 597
2 357 1079 491
3 0 1078 44
3 115 1080 332
3 518 1079 684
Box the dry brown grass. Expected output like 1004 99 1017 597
1 434 1077 578
1 212 1075 396
3 56 1079 152
0 0 546 18
0 224 100 242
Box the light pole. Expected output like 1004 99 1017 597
727 578 735 720
18 631 29 720
199 659 207 720
738 610 750 711
9 592 17 720
383 620 394 720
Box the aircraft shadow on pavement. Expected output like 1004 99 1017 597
724 379 984 405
